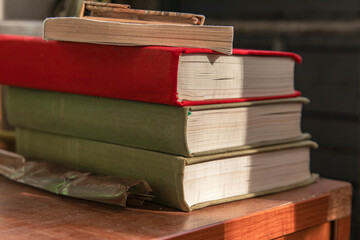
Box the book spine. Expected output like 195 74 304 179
16 128 189 211
6 87 191 156
0 35 182 106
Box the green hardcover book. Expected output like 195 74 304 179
16 128 318 211
6 86 309 157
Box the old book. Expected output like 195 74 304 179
6 86 308 157
43 17 233 55
78 1 206 26
16 128 318 211
0 35 301 107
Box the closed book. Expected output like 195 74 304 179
16 128 318 211
6 87 309 157
43 17 234 55
0 34 301 107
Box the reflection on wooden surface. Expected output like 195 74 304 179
0 177 351 239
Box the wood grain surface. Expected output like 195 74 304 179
274 222 331 240
0 177 351 240
333 216 351 240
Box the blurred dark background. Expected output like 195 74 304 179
1 0 359 238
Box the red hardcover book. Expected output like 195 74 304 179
0 34 301 106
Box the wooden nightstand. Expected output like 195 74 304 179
0 177 351 240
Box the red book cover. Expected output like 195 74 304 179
0 34 301 106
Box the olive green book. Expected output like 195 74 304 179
6 86 309 157
16 128 318 211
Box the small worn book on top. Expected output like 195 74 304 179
43 17 234 55
43 1 233 55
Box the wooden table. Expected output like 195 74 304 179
0 177 351 240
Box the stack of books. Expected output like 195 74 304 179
0 5 317 211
